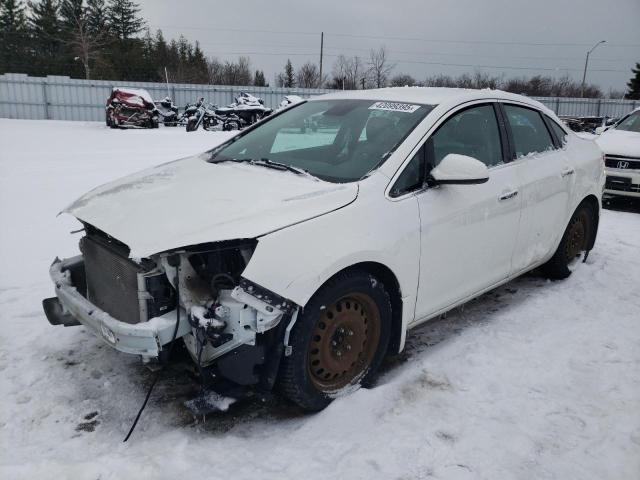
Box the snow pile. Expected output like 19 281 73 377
0 119 639 479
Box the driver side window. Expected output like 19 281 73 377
431 104 504 168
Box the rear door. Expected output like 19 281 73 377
499 103 576 273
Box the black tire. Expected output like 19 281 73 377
186 118 198 132
105 111 111 127
279 270 391 411
542 202 595 280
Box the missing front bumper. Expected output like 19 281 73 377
46 256 190 357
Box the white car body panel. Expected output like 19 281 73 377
61 87 605 355
64 154 358 258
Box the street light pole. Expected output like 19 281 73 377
581 40 606 98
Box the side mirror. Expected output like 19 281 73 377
594 126 608 135
429 153 489 185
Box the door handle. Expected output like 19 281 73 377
499 190 518 201
561 168 575 178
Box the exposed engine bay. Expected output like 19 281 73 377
44 225 296 390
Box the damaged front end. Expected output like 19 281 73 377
43 226 297 390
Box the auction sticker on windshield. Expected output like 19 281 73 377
369 102 421 113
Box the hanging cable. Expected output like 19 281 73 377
123 259 182 442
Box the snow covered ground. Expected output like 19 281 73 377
0 119 639 479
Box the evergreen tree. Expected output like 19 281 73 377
59 0 81 32
28 0 63 75
190 41 208 83
86 0 108 36
284 58 294 87
0 0 28 73
106 0 144 80
59 0 85 77
254 69 266 86
106 0 142 40
627 62 640 100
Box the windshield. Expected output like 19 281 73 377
615 111 640 133
207 99 434 182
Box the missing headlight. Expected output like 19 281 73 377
186 239 257 296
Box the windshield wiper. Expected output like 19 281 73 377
210 157 309 176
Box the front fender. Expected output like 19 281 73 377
241 174 421 348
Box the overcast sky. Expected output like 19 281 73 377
137 0 640 93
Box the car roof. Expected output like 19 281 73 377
311 86 550 114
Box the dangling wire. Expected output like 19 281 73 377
123 265 182 442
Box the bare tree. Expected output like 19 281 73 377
60 2 107 79
367 46 394 88
331 54 364 89
296 62 321 88
390 73 418 87
207 56 251 85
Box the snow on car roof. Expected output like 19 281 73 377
312 87 550 113
113 87 155 104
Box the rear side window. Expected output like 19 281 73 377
504 105 554 158
546 116 568 145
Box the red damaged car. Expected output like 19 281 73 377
105 87 160 128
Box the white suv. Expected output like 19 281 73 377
44 88 604 411
597 108 640 198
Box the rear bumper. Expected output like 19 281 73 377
45 256 190 357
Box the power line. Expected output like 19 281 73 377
177 50 629 73
149 24 640 48
184 38 634 63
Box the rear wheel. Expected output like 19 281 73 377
542 202 595 279
279 270 391 411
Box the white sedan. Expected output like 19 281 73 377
44 88 604 411
596 108 640 198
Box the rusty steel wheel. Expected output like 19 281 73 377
564 209 589 263
278 270 391 411
542 202 596 280
308 293 381 391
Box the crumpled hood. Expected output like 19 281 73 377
596 129 640 158
65 154 358 258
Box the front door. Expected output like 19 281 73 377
413 103 523 323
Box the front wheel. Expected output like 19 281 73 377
186 118 198 132
279 270 391 411
542 202 595 279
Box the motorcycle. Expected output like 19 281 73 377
215 92 273 130
105 88 159 129
183 98 222 132
154 97 179 126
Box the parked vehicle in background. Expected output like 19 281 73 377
560 115 618 134
278 95 304 110
155 97 179 126
215 92 273 129
105 88 159 129
596 108 640 198
44 88 603 412
182 98 221 132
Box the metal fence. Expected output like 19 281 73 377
1 73 638 122
531 96 638 118
0 73 333 121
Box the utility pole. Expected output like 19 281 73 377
319 32 324 88
165 67 170 98
581 40 606 98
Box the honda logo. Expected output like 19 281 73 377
617 161 629 169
